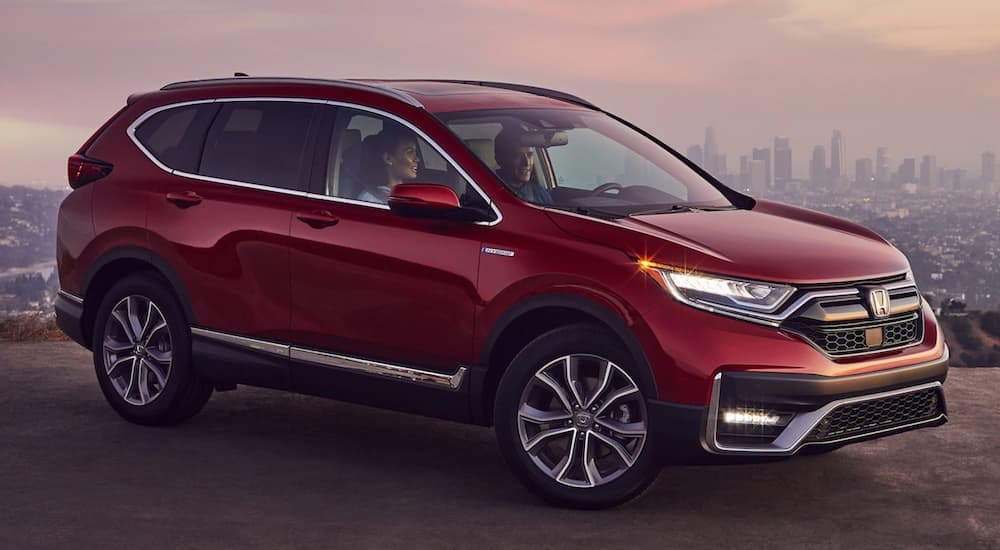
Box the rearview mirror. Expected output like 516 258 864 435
520 131 568 148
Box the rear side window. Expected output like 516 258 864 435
134 104 219 173
199 101 318 190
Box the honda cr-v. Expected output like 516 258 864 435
55 77 948 508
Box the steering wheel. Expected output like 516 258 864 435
590 182 624 196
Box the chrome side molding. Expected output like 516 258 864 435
290 348 466 389
190 327 466 390
57 289 84 305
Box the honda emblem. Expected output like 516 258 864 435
868 288 890 318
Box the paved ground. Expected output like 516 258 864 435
1 342 997 549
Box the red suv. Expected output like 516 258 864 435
55 77 948 508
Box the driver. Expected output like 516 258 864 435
494 126 553 205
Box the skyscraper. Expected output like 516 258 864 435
739 155 750 191
830 130 846 181
774 137 792 188
919 155 938 189
810 146 827 185
855 158 874 186
752 147 771 188
876 147 890 183
686 145 704 168
704 126 719 177
749 159 767 195
983 151 996 183
898 158 917 184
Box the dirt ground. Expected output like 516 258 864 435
1 342 997 549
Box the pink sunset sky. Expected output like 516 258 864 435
1 0 998 188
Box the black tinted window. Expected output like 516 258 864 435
134 104 218 173
200 101 318 190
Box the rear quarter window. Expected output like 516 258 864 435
133 103 219 173
199 101 319 191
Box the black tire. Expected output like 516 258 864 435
494 323 660 509
91 273 212 426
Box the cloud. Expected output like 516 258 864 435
775 0 1000 54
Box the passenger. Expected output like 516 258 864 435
356 124 420 203
493 126 553 205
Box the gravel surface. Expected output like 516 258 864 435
1 342 997 549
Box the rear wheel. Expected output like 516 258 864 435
494 324 660 509
91 274 212 426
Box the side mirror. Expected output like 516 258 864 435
387 183 492 222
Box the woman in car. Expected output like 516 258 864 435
356 123 420 203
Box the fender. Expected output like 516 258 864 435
82 245 198 324
478 292 657 398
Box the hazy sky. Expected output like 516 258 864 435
1 0 998 188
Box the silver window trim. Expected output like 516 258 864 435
704 346 948 455
190 327 466 390
126 97 502 226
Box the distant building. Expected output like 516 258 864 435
749 159 767 195
752 147 771 189
876 146 890 184
920 155 938 189
983 151 996 183
704 126 719 177
898 158 917 184
855 158 874 186
830 130 846 181
774 137 792 188
810 145 827 185
739 155 750 192
686 144 704 168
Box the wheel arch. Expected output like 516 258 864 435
80 246 196 348
473 293 657 425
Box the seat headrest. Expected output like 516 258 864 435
464 138 497 170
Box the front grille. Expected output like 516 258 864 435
792 313 922 356
805 387 943 442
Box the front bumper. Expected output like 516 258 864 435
647 347 948 459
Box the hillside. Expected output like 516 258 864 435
938 310 1000 367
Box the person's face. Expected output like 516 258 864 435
385 138 420 182
504 146 535 184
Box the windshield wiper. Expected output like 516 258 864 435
627 204 693 217
628 204 737 217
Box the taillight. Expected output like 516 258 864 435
67 154 113 188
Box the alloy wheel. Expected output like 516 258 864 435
517 354 647 488
102 295 173 406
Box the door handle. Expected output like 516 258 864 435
166 191 203 208
296 210 340 229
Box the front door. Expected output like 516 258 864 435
287 105 492 373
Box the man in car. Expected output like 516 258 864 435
493 126 553 205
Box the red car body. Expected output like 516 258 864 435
55 78 947 505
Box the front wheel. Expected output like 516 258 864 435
91 274 213 426
494 324 660 508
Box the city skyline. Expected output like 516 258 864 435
691 125 998 189
2 0 998 188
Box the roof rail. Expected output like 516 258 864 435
425 80 599 110
159 77 423 108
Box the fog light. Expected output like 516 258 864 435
723 409 781 426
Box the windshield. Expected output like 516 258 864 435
439 108 733 217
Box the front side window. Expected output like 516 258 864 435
199 101 318 191
326 107 486 211
440 109 732 216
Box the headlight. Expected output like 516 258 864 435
644 264 795 316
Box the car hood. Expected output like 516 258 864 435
545 202 909 284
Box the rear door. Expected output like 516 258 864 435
139 99 324 383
